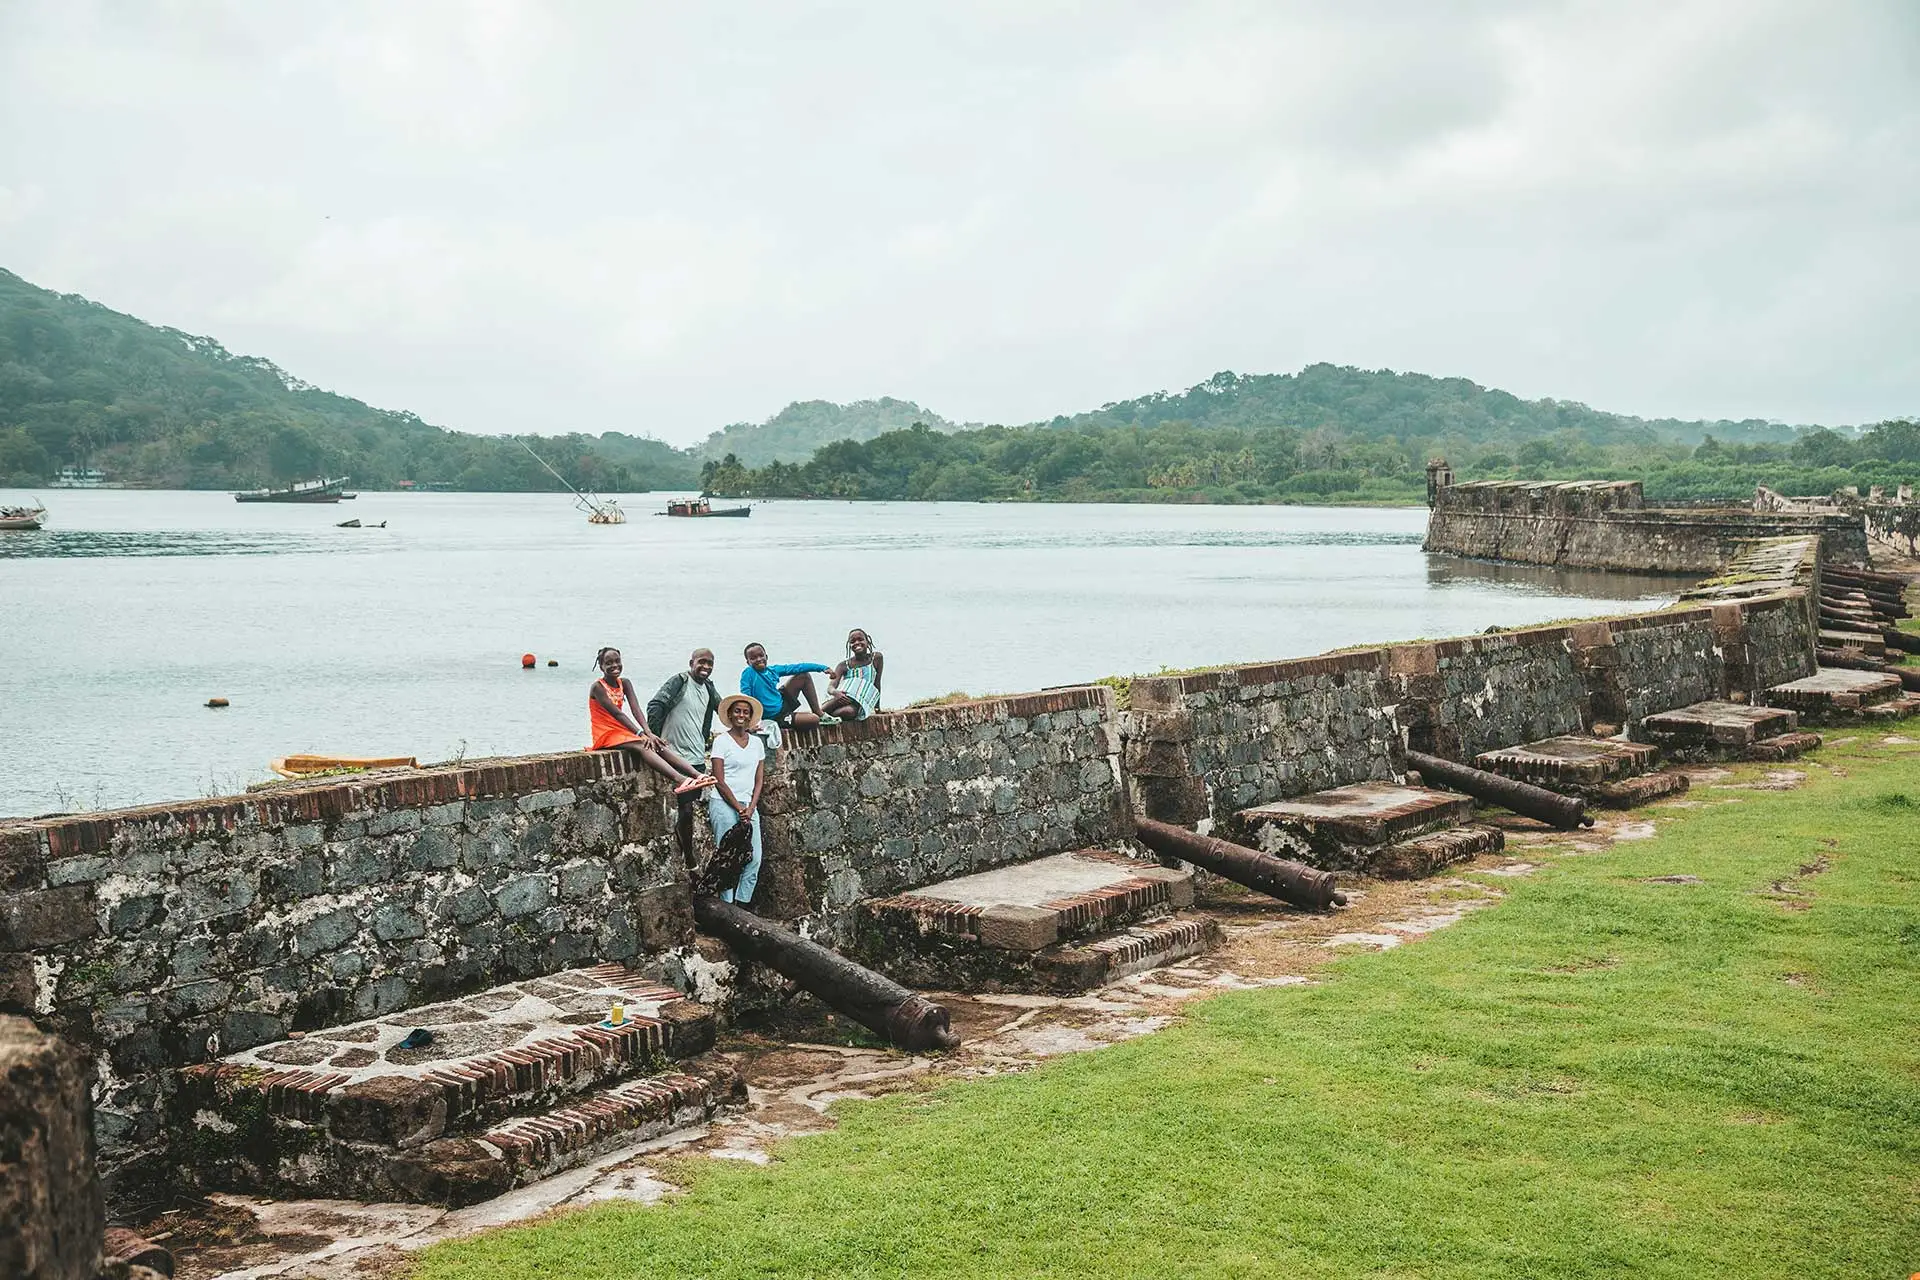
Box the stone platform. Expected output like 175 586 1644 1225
1818 628 1887 658
1474 735 1687 807
1764 668 1907 724
854 850 1215 992
1238 782 1500 875
1640 701 1809 761
177 964 736 1205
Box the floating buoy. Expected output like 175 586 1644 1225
546 659 558 667
206 697 229 708
521 653 536 669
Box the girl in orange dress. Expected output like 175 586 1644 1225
590 648 714 795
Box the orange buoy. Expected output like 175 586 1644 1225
206 697 229 708
521 653 536 669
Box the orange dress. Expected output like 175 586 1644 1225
589 678 642 749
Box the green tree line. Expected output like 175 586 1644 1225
700 417 1920 505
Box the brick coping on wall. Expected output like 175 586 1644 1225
1125 590 1808 709
0 688 1118 855
0 749 654 864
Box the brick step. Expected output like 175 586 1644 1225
1866 692 1920 721
1641 701 1800 760
1370 823 1505 879
1588 771 1691 808
1033 915 1224 992
177 963 719 1201
1818 628 1888 659
1474 735 1661 795
1747 732 1823 762
1763 668 1905 724
473 1066 740 1195
1239 782 1475 872
853 849 1203 992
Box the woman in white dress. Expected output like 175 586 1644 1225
706 693 768 904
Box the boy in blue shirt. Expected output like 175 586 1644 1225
740 642 836 729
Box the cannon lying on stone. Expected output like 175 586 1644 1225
694 896 961 1052
1405 750 1593 830
1133 817 1346 909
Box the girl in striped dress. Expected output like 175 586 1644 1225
822 629 884 722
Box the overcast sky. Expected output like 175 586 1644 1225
2 2 1915 444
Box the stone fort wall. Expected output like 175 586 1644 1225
1123 589 1815 835
1424 479 1868 572
0 581 1816 1193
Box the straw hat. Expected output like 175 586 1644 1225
717 693 764 725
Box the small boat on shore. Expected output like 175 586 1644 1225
0 501 47 531
270 753 419 779
665 497 751 518
235 476 353 504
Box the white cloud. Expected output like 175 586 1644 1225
0 0 1913 441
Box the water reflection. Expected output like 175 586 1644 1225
1424 554 1694 600
0 529 337 559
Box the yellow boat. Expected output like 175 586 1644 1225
270 754 419 779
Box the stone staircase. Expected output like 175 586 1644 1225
1474 734 1689 807
854 850 1219 993
1237 781 1503 879
1762 668 1919 725
176 963 739 1206
1641 701 1820 761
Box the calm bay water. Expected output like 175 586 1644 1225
0 491 1688 817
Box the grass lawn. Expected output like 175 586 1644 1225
413 740 1920 1279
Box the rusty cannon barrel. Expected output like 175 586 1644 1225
1405 750 1593 830
1881 628 1920 655
693 895 960 1052
1134 817 1346 909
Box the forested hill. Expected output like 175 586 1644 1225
699 368 1918 505
695 397 955 466
4 265 1912 502
1046 366 1811 447
0 269 698 491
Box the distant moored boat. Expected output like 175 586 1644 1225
0 501 47 531
234 476 353 504
664 497 751 518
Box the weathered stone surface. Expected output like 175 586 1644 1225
387 1138 513 1207
327 1077 447 1149
0 887 97 950
977 905 1059 952
773 686 1130 945
1424 479 1867 572
0 1016 104 1280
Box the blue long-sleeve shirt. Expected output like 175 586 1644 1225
740 662 828 721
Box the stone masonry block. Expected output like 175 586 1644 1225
0 887 98 950
0 1016 104 1280
327 1076 448 1149
976 904 1060 952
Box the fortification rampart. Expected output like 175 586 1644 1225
0 752 688 1196
0 553 1821 1198
1424 478 1868 571
1123 587 1816 835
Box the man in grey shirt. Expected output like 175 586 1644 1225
648 648 720 855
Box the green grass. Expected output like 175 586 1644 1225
413 747 1920 1279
